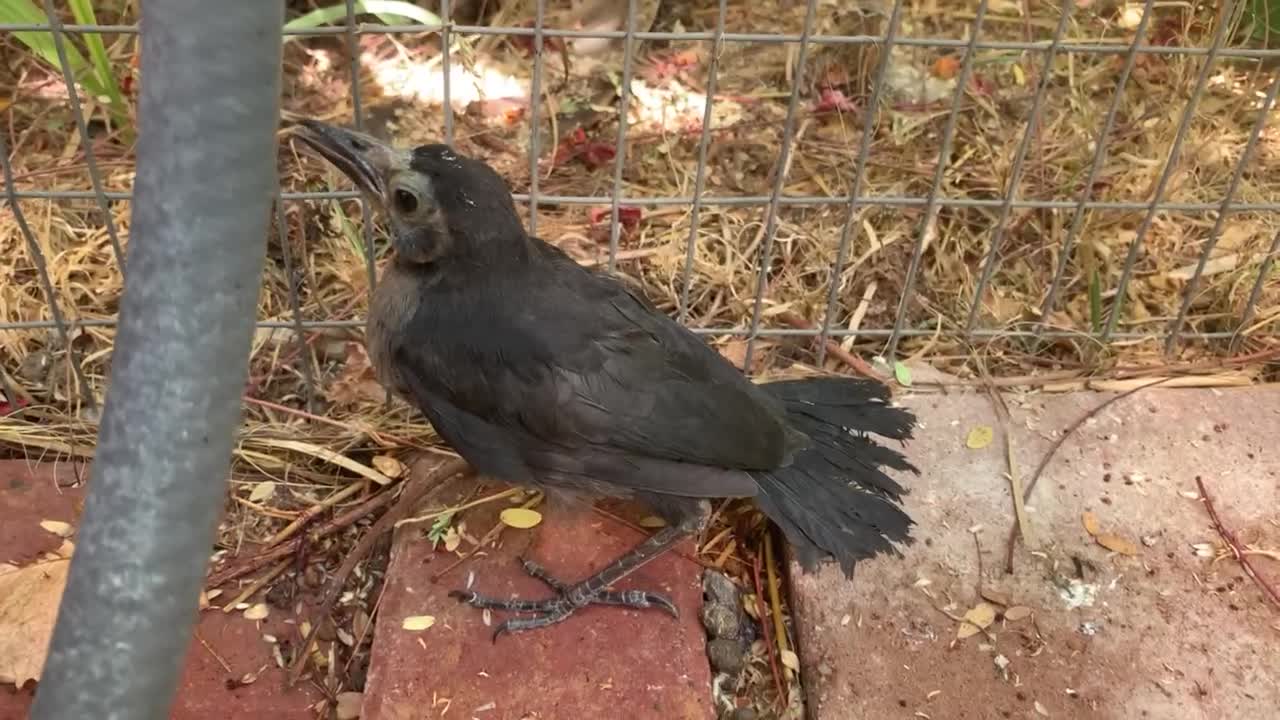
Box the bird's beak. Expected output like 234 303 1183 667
292 119 406 202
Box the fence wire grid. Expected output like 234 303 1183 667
3 0 1280 410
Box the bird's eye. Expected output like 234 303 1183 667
393 188 419 214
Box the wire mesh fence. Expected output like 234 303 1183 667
2 0 1279 412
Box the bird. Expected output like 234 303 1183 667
292 118 920 639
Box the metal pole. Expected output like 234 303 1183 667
29 2 283 718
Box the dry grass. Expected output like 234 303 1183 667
3 0 1280 713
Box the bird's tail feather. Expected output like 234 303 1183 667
751 376 917 576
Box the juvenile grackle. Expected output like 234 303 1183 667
293 119 920 639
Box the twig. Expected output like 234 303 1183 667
220 558 290 613
1197 477 1280 612
194 630 234 675
207 465 448 588
776 310 882 379
973 532 985 599
264 479 372 548
286 458 469 685
428 490 544 582
1003 377 1172 573
752 550 787 708
763 533 792 688
985 383 1030 555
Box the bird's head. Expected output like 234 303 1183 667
293 118 524 265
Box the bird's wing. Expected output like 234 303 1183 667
393 256 799 477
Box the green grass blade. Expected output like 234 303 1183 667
1088 268 1104 335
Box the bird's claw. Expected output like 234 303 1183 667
449 557 679 640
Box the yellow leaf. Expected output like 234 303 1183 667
965 426 994 450
0 558 71 687
499 508 543 530
1003 606 1033 621
639 516 667 528
963 602 997 629
1081 511 1100 536
401 615 436 631
1012 62 1026 86
372 455 406 479
957 602 997 639
248 481 276 503
1095 532 1139 556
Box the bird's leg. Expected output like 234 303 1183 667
449 523 691 640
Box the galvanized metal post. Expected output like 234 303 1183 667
29 1 284 718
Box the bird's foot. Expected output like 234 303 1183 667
448 556 678 641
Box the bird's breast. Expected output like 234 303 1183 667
367 264 424 400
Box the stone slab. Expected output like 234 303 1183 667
360 479 715 720
790 387 1280 720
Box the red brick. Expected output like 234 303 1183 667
361 481 714 720
0 460 321 720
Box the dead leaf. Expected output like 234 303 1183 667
326 343 386 407
1034 699 1050 716
499 508 543 530
1095 532 1139 556
243 603 270 621
980 588 1011 606
1003 606 1033 621
1081 511 1101 536
957 602 997 639
39 520 74 538
638 516 667 528
779 649 800 671
442 527 461 553
718 340 748 369
0 558 71 687
248 481 276 503
932 55 960 79
372 455 406 479
401 615 436 631
965 426 994 450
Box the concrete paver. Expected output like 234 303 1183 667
360 480 715 720
790 387 1280 720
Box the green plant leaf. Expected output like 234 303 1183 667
893 361 912 387
0 0 131 135
284 1 441 33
